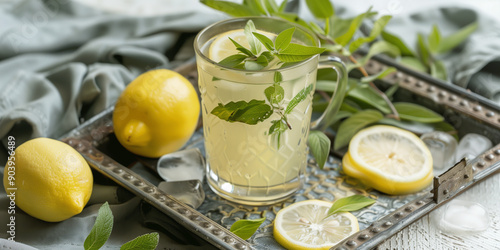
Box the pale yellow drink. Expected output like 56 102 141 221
195 17 347 205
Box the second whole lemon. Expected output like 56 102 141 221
113 69 200 158
3 138 93 222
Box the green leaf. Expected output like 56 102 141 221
309 21 326 36
211 100 272 125
347 84 391 114
428 24 441 53
394 102 444 123
274 71 282 83
84 202 113 250
381 31 415 57
335 8 371 46
308 130 331 169
349 15 392 53
244 20 261 55
230 217 266 240
245 60 264 70
360 40 400 65
399 56 427 72
334 110 383 150
278 0 288 12
229 37 254 57
417 33 431 66
274 12 312 31
218 54 247 68
285 84 314 114
437 22 478 53
276 43 326 62
305 0 334 19
252 32 275 52
430 60 447 81
120 233 159 250
275 27 295 51
326 195 376 218
200 0 260 17
360 67 396 83
255 0 279 15
265 84 285 105
327 110 353 127
269 118 289 149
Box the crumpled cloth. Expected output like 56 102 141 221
1 0 500 249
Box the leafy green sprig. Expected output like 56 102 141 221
201 0 475 158
84 202 159 250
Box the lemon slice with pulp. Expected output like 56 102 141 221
274 200 359 250
208 29 275 62
344 125 433 195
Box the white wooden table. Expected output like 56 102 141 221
378 172 500 249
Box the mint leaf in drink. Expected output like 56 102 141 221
275 27 295 51
274 71 283 83
252 32 275 51
120 233 159 250
228 37 254 57
244 20 262 55
218 54 247 68
307 130 331 169
276 43 326 62
84 202 113 250
269 118 289 149
230 217 266 240
211 100 272 125
285 84 314 114
325 195 376 219
265 84 285 105
245 60 265 70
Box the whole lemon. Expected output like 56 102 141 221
113 69 200 158
3 138 93 222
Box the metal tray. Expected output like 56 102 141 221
60 57 500 250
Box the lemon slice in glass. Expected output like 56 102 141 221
273 200 359 250
208 29 275 62
344 125 433 195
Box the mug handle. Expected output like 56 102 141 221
310 56 348 131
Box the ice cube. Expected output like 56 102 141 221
157 148 205 182
420 131 457 174
432 199 490 235
158 180 205 209
455 133 492 162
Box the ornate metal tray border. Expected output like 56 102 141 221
58 57 500 250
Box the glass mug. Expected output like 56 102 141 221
194 17 347 205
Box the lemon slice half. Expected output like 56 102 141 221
344 125 433 195
273 200 359 250
208 29 275 62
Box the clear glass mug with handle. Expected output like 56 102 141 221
194 17 347 205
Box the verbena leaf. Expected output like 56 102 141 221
229 37 254 57
381 31 415 56
274 12 312 30
360 67 396 83
120 233 159 250
255 53 270 67
253 32 275 51
417 33 431 66
308 130 331 169
399 56 427 72
428 24 441 53
438 22 478 53
326 195 375 218
305 0 334 19
219 54 247 68
309 21 326 36
334 110 383 150
323 44 343 53
360 40 400 65
200 0 260 17
277 43 326 62
327 110 353 127
278 0 288 13
274 71 282 83
349 15 392 53
265 84 285 105
285 84 314 114
329 16 354 39
347 84 391 114
244 20 261 55
394 102 444 123
242 0 263 15
230 217 266 240
335 8 371 46
245 60 265 70
275 27 295 51
255 0 278 15
211 100 272 125
84 202 113 250
269 118 288 149
430 60 447 81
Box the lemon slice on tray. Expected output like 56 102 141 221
343 125 433 195
208 29 275 62
273 200 359 250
